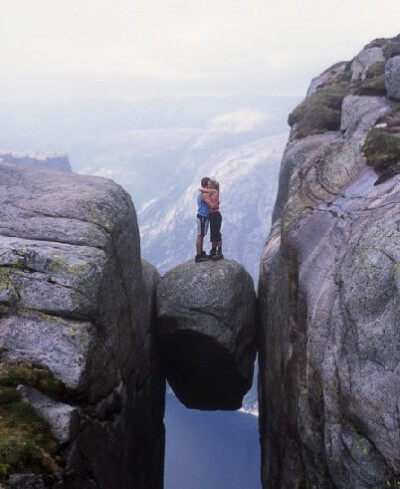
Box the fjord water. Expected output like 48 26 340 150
164 393 262 489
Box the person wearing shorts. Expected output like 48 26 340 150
195 176 211 263
200 178 223 261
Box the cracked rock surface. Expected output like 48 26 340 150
0 163 165 489
156 259 257 410
259 36 400 489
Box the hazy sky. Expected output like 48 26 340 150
1 0 399 102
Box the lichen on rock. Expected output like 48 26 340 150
0 163 165 489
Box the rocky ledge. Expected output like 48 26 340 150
156 259 257 410
0 163 164 489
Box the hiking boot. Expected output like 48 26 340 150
195 253 210 263
207 249 217 258
211 250 224 261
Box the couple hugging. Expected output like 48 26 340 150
195 176 223 263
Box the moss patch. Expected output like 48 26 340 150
363 129 400 168
362 128 400 184
383 40 400 60
353 62 386 96
0 362 64 479
288 83 350 138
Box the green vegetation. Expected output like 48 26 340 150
362 128 400 184
383 40 400 60
362 128 400 169
288 34 400 140
288 82 350 138
353 62 386 96
0 361 64 479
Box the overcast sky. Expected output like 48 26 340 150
1 0 399 102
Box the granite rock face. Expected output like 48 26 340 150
350 47 384 81
0 163 165 489
157 259 257 410
385 55 400 100
259 36 400 488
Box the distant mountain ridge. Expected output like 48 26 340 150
0 151 71 173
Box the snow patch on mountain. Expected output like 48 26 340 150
209 109 272 133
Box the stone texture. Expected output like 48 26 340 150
340 95 391 138
17 385 79 444
259 43 400 488
385 55 400 100
306 61 348 97
350 47 385 81
0 152 72 173
156 259 257 410
0 163 164 489
7 474 45 489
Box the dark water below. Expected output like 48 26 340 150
164 393 262 489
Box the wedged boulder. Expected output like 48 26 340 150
156 259 257 410
0 163 165 489
259 35 400 489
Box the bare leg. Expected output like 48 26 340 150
196 235 204 255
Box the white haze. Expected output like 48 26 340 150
0 0 399 102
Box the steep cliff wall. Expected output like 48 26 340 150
259 35 400 488
0 163 165 489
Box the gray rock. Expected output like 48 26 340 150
385 55 400 100
0 163 164 488
157 259 257 410
0 151 72 173
17 385 80 444
259 49 400 488
306 61 348 97
340 95 391 137
7 474 44 489
351 47 385 81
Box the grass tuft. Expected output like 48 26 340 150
0 362 63 479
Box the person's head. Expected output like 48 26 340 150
201 176 210 187
208 178 219 190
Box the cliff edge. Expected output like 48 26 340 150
259 35 400 488
0 163 164 489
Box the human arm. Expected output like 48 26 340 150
200 190 213 207
199 186 218 194
200 189 219 209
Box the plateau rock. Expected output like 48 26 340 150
0 163 164 489
259 34 400 488
0 151 72 173
157 259 257 410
